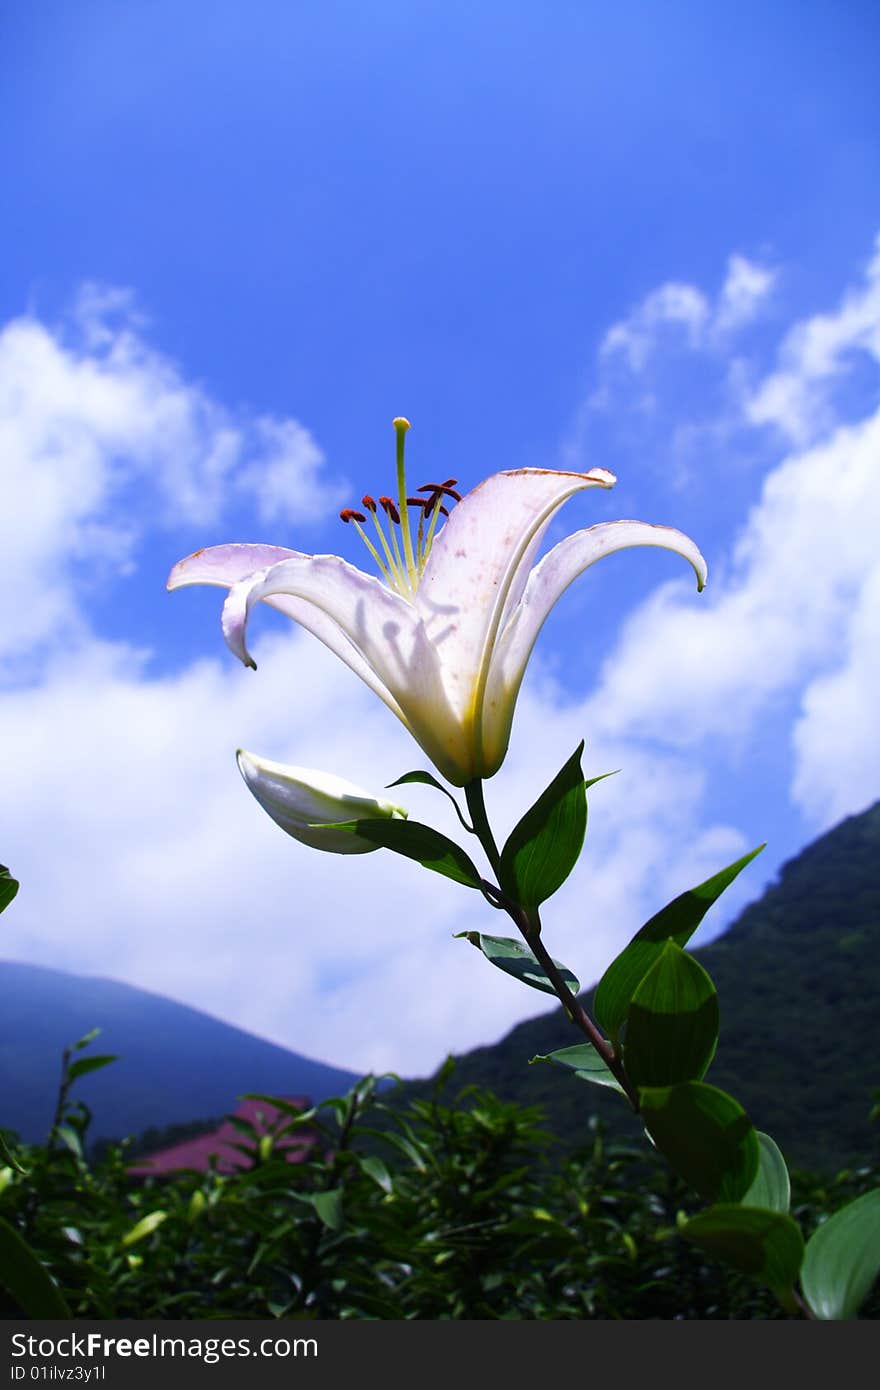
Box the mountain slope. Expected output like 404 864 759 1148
0 962 360 1143
407 801 880 1173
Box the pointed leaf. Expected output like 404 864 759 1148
624 941 719 1088
386 770 472 833
499 744 587 910
0 1216 70 1317
311 1188 345 1231
327 818 482 888
455 932 579 996
0 866 19 916
640 1081 759 1203
358 1155 393 1193
66 1054 118 1084
530 1043 625 1094
801 1188 880 1320
121 1210 168 1247
742 1132 791 1213
594 846 765 1038
681 1205 804 1291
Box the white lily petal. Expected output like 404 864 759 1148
481 520 708 775
221 554 473 783
415 468 616 762
237 750 406 854
168 544 407 722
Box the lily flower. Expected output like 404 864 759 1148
236 750 407 854
169 419 707 786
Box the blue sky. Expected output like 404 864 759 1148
2 2 879 1076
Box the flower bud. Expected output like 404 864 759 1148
236 750 407 854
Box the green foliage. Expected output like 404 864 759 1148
594 845 765 1040
328 817 483 888
640 1082 759 1203
742 1133 791 1213
680 1205 804 1294
455 932 580 997
404 801 880 1174
800 1188 880 1320
530 1044 625 1094
0 1046 876 1320
624 941 719 1088
0 864 18 916
498 745 588 912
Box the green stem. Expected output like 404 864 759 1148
466 779 639 1111
464 780 502 878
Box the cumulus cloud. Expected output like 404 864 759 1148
0 286 341 663
579 246 880 837
599 252 775 370
746 234 880 444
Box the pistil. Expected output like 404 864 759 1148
338 418 461 598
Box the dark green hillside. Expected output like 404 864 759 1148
406 801 880 1173
0 962 360 1143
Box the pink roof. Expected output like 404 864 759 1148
128 1096 314 1176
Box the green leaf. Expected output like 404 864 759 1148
0 1132 28 1175
121 1210 167 1247
358 1155 393 1193
624 940 719 1088
530 1042 625 1095
0 865 19 916
0 1215 70 1317
499 744 587 911
310 1188 344 1231
327 818 482 888
594 845 765 1039
386 770 472 833
455 932 579 996
681 1205 804 1291
801 1188 880 1320
66 1054 118 1084
742 1132 791 1213
640 1081 759 1203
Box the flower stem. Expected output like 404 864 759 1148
464 780 502 878
467 778 639 1111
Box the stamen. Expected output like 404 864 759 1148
378 495 406 578
361 495 377 512
417 481 462 502
339 508 367 524
379 495 401 525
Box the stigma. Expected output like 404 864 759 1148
338 419 460 598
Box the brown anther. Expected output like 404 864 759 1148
339 508 366 524
361 494 377 512
407 496 450 517
417 481 462 502
378 495 401 524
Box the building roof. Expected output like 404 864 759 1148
127 1095 313 1176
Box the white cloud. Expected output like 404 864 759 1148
791 564 880 827
0 287 341 662
600 282 709 369
715 254 776 335
599 253 775 371
747 234 880 443
578 247 880 837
